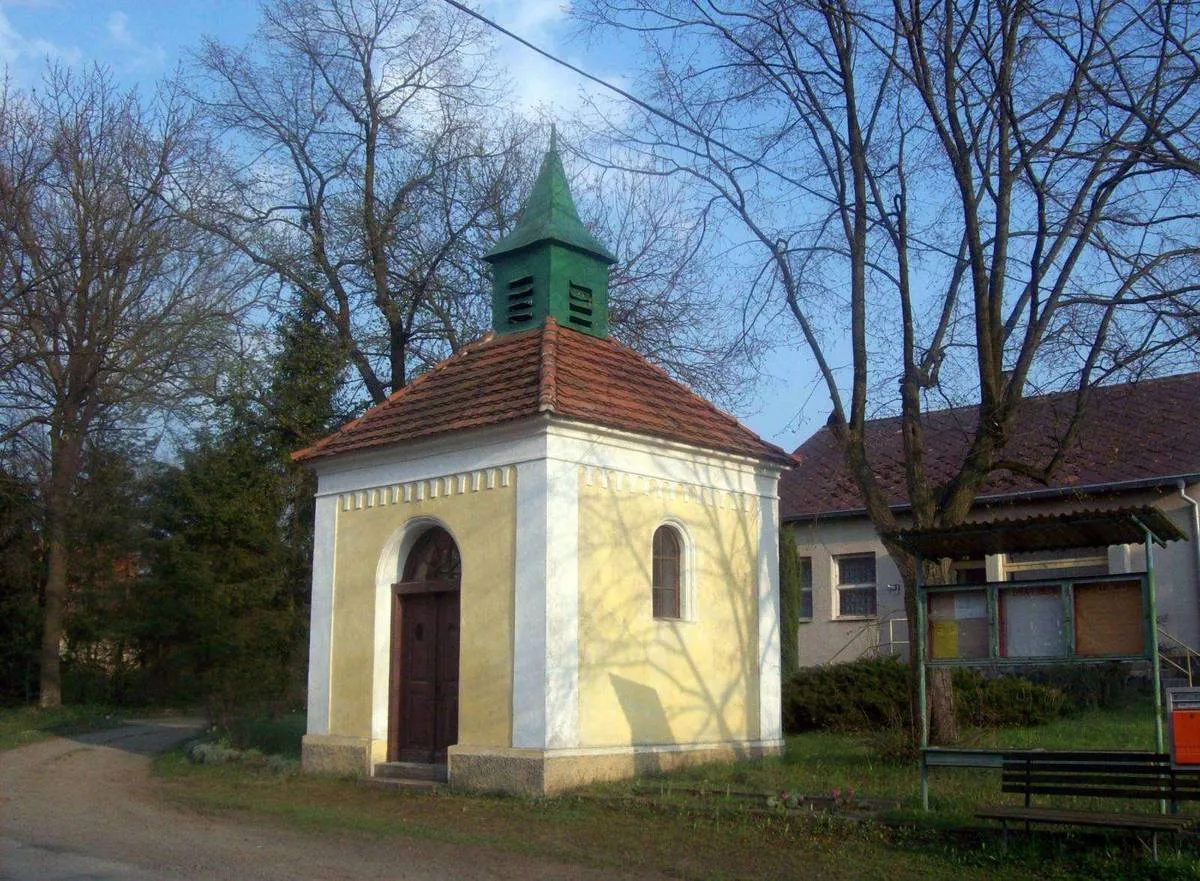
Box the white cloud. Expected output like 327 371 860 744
485 0 566 34
0 5 79 69
475 0 626 117
106 10 164 70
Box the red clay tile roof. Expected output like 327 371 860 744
780 372 1200 519
293 318 794 466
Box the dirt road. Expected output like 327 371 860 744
0 721 662 880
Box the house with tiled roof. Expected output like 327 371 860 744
294 136 792 793
781 374 1200 666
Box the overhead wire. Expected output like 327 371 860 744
436 0 808 191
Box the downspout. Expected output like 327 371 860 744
1180 480 1200 627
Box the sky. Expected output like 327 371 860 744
0 0 828 451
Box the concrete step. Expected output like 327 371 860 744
373 761 448 782
360 776 441 793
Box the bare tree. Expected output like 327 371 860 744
182 0 535 404
571 152 766 407
0 66 249 707
580 0 1200 740
182 0 761 411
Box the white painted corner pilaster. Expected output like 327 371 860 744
511 447 581 750
306 491 338 736
543 456 580 748
512 458 549 748
756 474 782 741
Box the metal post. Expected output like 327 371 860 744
1144 526 1167 816
1146 529 1165 756
915 555 930 810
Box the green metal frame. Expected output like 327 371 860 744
919 531 1165 811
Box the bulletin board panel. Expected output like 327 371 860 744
922 576 1149 667
1074 579 1145 657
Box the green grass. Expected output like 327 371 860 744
157 751 1185 880
0 704 122 751
587 700 1171 823
151 701 1200 880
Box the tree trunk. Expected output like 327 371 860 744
921 559 959 744
928 667 959 743
900 553 959 744
39 427 82 709
38 502 67 708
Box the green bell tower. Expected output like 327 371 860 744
484 130 617 338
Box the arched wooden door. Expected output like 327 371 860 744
389 526 461 763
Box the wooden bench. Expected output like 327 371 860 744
976 751 1200 852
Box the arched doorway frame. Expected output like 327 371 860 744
370 517 461 754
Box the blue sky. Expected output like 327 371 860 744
1 0 828 450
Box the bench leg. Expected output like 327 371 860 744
1135 832 1162 860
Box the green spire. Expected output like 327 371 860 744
484 128 616 338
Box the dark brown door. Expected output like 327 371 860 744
390 527 461 763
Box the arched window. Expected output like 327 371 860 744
652 525 682 619
402 526 461 584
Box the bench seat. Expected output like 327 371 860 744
976 804 1193 833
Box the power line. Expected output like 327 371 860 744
436 0 806 191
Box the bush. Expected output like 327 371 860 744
783 657 910 733
210 709 305 759
1022 662 1135 711
953 668 1067 728
783 658 1072 734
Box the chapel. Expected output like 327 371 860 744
294 136 792 793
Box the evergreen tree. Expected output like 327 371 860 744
134 424 296 711
0 470 43 704
779 527 803 677
264 297 345 694
61 444 145 704
131 299 343 710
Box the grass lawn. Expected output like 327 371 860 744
0 704 123 751
151 703 1200 880
591 701 1172 823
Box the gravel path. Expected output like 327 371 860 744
0 720 662 880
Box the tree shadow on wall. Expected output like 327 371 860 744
576 459 773 761
608 673 674 773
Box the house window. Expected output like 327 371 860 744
799 556 813 620
835 553 876 618
652 525 682 619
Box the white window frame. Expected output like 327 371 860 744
834 553 877 619
651 519 696 622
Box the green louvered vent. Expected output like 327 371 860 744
507 276 535 327
567 281 594 330
485 134 616 338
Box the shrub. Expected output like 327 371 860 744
1022 662 1135 711
782 657 910 733
953 668 1067 728
783 658 1071 734
224 711 305 759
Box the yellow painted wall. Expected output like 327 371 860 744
328 471 516 749
577 472 761 747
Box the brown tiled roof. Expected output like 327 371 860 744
780 372 1200 519
293 318 794 466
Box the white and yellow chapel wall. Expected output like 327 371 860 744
302 420 785 793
